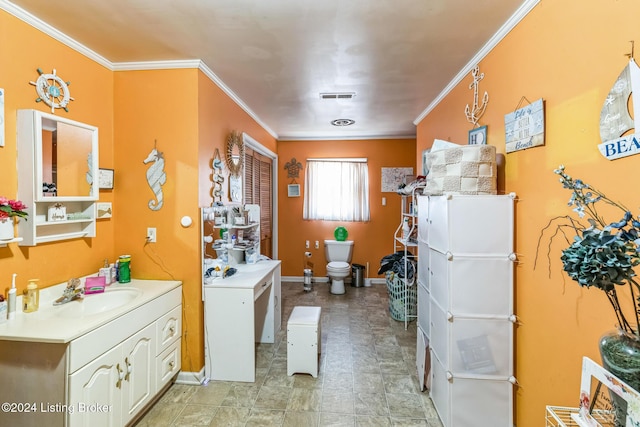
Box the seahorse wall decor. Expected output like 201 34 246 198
143 142 167 211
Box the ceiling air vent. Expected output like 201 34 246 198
331 119 355 126
320 92 356 100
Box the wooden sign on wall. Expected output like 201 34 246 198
504 98 545 153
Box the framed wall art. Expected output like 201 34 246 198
287 184 300 197
98 168 114 190
468 125 487 145
96 202 112 219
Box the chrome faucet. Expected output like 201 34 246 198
53 278 84 305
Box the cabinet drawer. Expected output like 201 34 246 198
157 341 181 388
427 195 514 255
156 305 182 354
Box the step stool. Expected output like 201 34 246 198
287 306 321 377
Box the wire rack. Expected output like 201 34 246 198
545 406 615 427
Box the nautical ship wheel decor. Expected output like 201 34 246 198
29 68 74 113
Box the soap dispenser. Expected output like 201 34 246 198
23 279 39 313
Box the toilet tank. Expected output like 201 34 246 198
324 240 354 263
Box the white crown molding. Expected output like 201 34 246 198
277 133 416 142
112 59 203 71
413 0 541 125
197 62 278 139
0 0 278 139
0 0 113 69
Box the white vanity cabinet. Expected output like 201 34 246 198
0 280 181 427
68 323 156 427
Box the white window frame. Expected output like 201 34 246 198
303 158 370 222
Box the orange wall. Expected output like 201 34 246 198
0 9 114 292
197 72 277 209
113 69 276 373
113 69 203 371
0 8 277 375
416 1 640 425
277 139 416 279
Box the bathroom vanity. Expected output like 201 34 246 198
203 260 281 382
0 279 182 427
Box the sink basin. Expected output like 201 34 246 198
57 288 142 318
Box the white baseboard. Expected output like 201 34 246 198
282 276 385 286
282 275 328 283
175 367 206 385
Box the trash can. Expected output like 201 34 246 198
303 268 313 291
351 264 365 287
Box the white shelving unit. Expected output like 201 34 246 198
0 237 23 247
393 183 425 329
16 109 99 246
201 204 261 289
417 193 517 427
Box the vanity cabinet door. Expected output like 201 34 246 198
122 323 156 425
67 345 123 427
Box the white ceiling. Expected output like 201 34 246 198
4 0 534 140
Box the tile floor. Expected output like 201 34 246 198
134 281 443 427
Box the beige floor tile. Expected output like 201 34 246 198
253 385 293 410
134 402 183 426
283 411 320 426
386 393 426 419
321 390 355 414
354 392 389 416
383 373 418 394
208 406 250 426
133 283 443 427
188 381 231 405
171 404 217 426
245 408 285 426
220 384 260 408
287 388 322 412
356 415 392 426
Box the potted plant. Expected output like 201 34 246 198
0 197 28 240
537 165 640 425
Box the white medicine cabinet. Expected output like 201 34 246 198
17 109 99 246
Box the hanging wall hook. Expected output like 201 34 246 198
626 40 635 60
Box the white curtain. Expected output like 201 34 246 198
303 160 370 221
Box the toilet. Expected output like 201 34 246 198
324 239 354 295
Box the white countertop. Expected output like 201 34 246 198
0 278 182 344
203 259 281 289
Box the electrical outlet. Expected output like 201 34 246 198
305 240 310 249
147 227 157 243
315 240 319 249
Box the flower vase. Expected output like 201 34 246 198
599 330 640 426
0 218 14 240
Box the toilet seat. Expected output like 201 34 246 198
327 261 350 271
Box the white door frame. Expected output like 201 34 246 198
242 132 278 260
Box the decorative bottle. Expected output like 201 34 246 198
402 217 411 240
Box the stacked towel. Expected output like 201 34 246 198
425 145 497 195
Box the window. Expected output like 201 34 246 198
303 158 370 221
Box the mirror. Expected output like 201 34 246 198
35 111 98 200
225 130 244 176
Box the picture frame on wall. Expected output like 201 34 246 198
468 125 487 145
287 184 300 197
98 168 114 190
96 202 113 219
